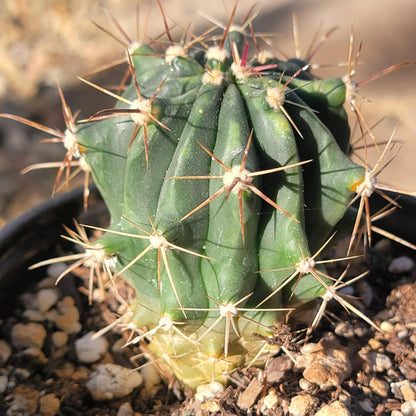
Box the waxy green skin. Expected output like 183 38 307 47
76 29 365 388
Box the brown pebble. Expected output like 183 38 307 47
39 393 60 416
6 385 40 415
11 322 47 349
369 377 389 397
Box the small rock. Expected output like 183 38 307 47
265 355 293 383
39 393 60 416
21 346 48 364
288 394 318 416
315 400 350 416
52 331 68 348
37 275 57 289
380 321 395 332
369 376 389 397
117 402 134 416
299 378 314 391
297 339 351 390
87 363 143 401
402 400 416 416
55 305 81 334
6 385 40 416
260 388 278 413
0 375 8 394
392 381 416 401
195 381 224 402
47 263 69 279
389 256 415 274
37 288 60 313
201 400 221 413
22 309 47 322
75 332 109 363
72 366 90 381
360 398 374 413
11 322 47 349
141 362 161 390
0 339 12 366
19 293 38 310
372 353 393 373
14 367 31 380
360 349 393 373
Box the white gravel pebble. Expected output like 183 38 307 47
391 381 416 401
195 381 225 402
288 394 318 415
117 402 134 416
402 400 416 416
315 400 350 416
75 332 109 363
11 322 47 349
389 256 415 274
87 363 143 401
37 288 60 313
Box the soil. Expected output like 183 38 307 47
0 2 415 414
0 225 415 415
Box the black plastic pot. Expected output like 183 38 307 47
0 187 414 317
0 185 108 317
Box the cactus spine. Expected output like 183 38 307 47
4 2 413 390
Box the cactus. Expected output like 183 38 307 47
2 2 414 391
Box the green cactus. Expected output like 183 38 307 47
67 17 368 388
3 3 413 391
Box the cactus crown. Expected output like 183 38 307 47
2 1 415 391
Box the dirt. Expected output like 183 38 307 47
0 2 415 414
0 232 415 415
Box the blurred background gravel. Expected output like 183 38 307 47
0 0 415 228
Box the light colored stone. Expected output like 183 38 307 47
400 381 416 401
315 400 350 416
39 393 60 416
87 363 143 401
117 402 134 416
75 332 109 363
297 340 351 390
37 288 60 313
389 256 414 274
402 400 416 416
288 394 318 416
6 385 40 416
195 381 225 402
260 389 278 413
22 309 46 321
11 322 47 349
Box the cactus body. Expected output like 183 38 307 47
72 22 367 388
